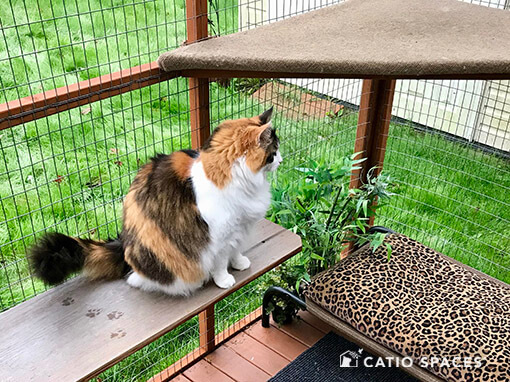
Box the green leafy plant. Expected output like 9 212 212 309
265 154 393 323
233 78 268 95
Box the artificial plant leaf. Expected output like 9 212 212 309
385 242 392 261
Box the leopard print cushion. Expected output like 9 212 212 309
304 233 510 382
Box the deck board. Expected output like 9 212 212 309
183 361 234 382
298 310 336 334
225 332 290 375
205 346 270 381
0 220 301 382
271 317 325 347
169 375 193 382
245 322 307 360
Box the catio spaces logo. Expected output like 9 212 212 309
339 349 363 368
340 348 483 369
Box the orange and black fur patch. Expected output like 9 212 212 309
29 233 128 284
122 150 208 284
28 150 207 285
200 110 279 188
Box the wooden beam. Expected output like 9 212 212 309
180 69 510 81
350 79 396 226
0 62 176 130
186 0 210 150
185 0 209 44
2 63 506 132
188 77 211 149
198 305 215 354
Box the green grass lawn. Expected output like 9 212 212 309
380 124 510 283
1 0 181 101
1 1 509 381
0 0 238 310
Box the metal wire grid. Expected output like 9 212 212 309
0 0 188 102
380 0 510 281
96 314 201 382
0 0 196 310
0 0 509 381
379 79 510 282
237 0 344 29
0 76 197 310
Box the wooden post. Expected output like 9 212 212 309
187 0 215 354
188 78 211 148
0 62 175 131
350 79 396 226
343 79 395 257
198 305 215 354
186 0 211 149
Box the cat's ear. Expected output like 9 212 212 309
256 125 273 148
258 106 273 125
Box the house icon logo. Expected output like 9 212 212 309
339 349 362 368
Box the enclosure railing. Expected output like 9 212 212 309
1 0 508 380
0 62 174 130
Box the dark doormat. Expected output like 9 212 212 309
269 331 419 382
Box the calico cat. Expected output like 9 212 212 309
29 107 281 296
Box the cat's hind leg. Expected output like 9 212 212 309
126 271 203 296
126 271 159 292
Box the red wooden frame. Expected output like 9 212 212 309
0 62 176 131
2 1 507 379
2 66 507 132
350 79 396 225
185 0 216 358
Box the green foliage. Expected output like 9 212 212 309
233 78 268 95
266 154 392 318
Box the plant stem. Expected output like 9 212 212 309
325 185 343 230
332 196 352 227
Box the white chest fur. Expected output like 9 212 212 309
191 158 271 253
126 157 272 295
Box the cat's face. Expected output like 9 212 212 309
260 127 282 173
201 107 282 177
256 107 281 173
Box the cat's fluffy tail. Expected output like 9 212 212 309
29 233 130 285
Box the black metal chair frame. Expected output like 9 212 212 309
261 226 395 327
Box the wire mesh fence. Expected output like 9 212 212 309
0 0 509 381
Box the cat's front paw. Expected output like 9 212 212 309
213 273 236 289
231 254 251 271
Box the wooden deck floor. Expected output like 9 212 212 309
171 311 336 382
